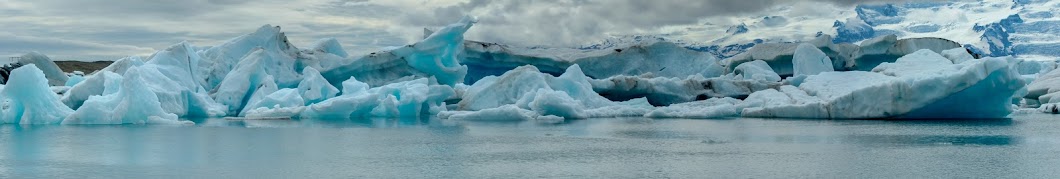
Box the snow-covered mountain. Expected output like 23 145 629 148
580 0 1058 61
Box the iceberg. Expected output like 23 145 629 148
457 64 653 119
732 60 781 82
792 43 834 76
320 16 474 87
65 74 85 87
139 43 228 117
1027 66 1060 104
589 74 780 106
940 48 974 64
0 64 74 124
724 35 854 77
63 67 187 125
61 71 124 109
299 77 453 119
299 92 380 119
17 52 68 86
297 67 339 105
99 56 146 75
198 25 301 90
213 48 279 115
242 88 305 119
848 35 962 71
743 50 1024 118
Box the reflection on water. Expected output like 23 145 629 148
1 114 1059 178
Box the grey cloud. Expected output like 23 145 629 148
297 23 408 54
12 0 258 19
0 33 155 57
399 0 946 47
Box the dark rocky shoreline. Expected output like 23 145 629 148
55 61 113 74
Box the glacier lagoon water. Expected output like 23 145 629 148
2 113 1060 178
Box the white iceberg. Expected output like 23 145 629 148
792 43 834 76
724 35 853 76
742 50 1024 118
243 88 306 119
733 60 781 82
456 64 653 119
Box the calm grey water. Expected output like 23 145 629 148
2 113 1060 178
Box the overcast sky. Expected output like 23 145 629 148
0 0 941 60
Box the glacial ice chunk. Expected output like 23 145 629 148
62 67 186 125
458 64 654 119
198 25 301 90
297 67 339 105
743 50 1023 118
242 88 305 119
733 60 781 82
18 52 68 86
65 74 85 87
300 92 380 119
1026 64 1060 104
458 65 551 111
792 43 834 76
135 43 229 117
213 48 279 115
367 78 430 117
0 64 74 124
99 56 146 75
61 71 123 109
589 74 780 106
941 48 974 64
311 38 349 58
299 77 452 119
341 76 370 95
319 17 474 87
645 97 742 119
849 36 962 71
438 104 563 123
725 35 854 76
398 16 474 86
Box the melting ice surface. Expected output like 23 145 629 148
0 15 1050 125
